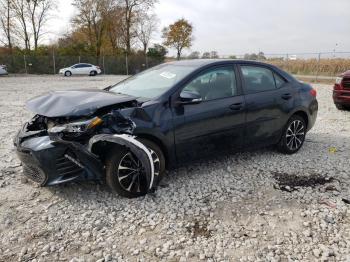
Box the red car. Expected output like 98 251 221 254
333 70 350 110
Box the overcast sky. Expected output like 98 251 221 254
50 0 350 57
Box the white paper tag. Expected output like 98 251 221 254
160 71 176 79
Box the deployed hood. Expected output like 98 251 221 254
26 89 137 117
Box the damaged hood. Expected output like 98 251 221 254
26 89 137 117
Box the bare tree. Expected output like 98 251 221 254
11 0 55 51
12 0 31 51
117 0 156 54
105 6 124 55
0 0 13 50
137 12 157 55
26 0 55 51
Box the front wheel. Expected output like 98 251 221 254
64 71 72 77
277 115 306 154
105 139 165 198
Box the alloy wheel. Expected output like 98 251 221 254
286 120 305 151
117 149 160 193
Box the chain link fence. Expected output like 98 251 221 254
0 53 163 75
1 51 350 78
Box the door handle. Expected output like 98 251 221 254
229 103 243 111
281 93 292 100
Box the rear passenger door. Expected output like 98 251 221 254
82 64 93 74
239 64 295 147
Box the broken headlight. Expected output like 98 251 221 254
48 117 103 135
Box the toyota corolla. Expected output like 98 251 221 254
14 60 318 198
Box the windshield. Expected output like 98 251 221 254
110 63 196 99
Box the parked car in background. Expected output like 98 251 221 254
0 64 8 75
59 63 101 76
15 60 318 198
333 70 350 110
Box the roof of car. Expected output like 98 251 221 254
166 59 274 68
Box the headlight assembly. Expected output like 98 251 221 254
48 117 103 135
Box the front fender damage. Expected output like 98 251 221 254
88 134 155 191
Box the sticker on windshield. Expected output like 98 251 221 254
160 72 176 79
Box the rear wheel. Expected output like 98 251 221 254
277 115 306 154
90 70 97 76
105 139 165 198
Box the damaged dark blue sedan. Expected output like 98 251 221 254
14 60 318 198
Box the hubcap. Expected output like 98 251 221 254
286 120 305 151
117 148 160 193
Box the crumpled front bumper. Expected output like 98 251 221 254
14 125 104 186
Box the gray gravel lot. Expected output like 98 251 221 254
0 75 350 261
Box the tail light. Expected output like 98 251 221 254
96 66 100 69
309 88 317 97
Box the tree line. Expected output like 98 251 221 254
0 0 196 62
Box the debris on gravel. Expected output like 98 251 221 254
0 76 349 261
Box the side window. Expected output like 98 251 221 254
75 64 84 68
241 66 276 94
274 73 286 88
182 67 237 101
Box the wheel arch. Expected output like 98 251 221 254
136 133 169 168
291 110 309 129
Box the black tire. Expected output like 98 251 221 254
105 139 165 198
64 71 72 77
277 115 306 154
335 103 345 110
90 70 97 76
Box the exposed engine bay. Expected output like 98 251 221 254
14 89 157 195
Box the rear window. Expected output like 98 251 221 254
274 73 286 88
241 66 276 94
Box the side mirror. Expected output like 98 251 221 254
178 91 202 105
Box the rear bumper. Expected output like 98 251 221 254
333 89 350 105
14 125 104 186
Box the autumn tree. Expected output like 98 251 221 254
105 6 124 55
162 19 193 60
72 0 112 59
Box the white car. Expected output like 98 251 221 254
0 65 8 75
59 63 102 76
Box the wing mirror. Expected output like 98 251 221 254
178 91 202 105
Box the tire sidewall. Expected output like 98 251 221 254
64 71 72 77
105 139 165 198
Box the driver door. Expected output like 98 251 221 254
172 65 246 163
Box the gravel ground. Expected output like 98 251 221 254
0 75 350 262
